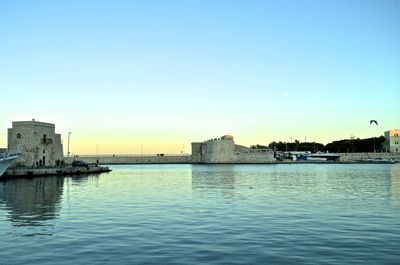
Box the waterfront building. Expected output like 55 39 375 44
384 130 400 153
191 135 275 163
7 119 64 167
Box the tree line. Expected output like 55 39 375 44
251 136 387 153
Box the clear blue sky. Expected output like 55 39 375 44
1 0 399 154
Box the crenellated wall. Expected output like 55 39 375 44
192 135 275 163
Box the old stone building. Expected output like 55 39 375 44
385 130 400 153
192 135 275 163
8 120 64 167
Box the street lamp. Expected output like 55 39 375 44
67 132 71 158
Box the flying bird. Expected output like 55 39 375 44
370 120 378 125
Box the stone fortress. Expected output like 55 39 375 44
191 135 275 163
2 120 400 166
7 119 64 167
4 120 276 166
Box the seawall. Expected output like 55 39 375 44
338 152 400 162
66 154 191 164
2 165 111 180
66 152 400 164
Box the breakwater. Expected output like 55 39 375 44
66 154 191 164
2 165 111 179
67 152 400 165
338 152 400 162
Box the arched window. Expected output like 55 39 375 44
17 133 21 139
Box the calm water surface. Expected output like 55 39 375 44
1 164 400 264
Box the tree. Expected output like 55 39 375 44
265 135 385 153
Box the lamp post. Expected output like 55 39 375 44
314 138 316 153
305 136 307 152
67 132 71 158
290 137 292 151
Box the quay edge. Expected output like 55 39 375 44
1 165 111 180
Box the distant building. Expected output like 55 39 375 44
384 130 400 153
8 119 64 167
192 135 275 163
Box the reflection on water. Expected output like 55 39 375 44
0 164 399 265
191 165 236 198
0 165 398 232
0 175 99 237
0 177 64 228
390 164 400 208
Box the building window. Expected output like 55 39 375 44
43 150 45 154
17 133 21 139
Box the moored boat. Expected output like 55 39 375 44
306 152 341 161
291 151 341 162
0 153 21 176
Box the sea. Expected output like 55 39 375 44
1 163 400 265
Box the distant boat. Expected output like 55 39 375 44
0 153 21 176
307 152 341 161
294 151 340 161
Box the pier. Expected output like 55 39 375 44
2 165 111 180
337 152 400 162
65 152 400 165
66 154 191 164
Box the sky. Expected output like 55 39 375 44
1 0 399 155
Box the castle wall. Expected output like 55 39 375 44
191 135 275 163
202 139 235 163
234 150 275 163
191 142 202 163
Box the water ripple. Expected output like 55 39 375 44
0 164 400 264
